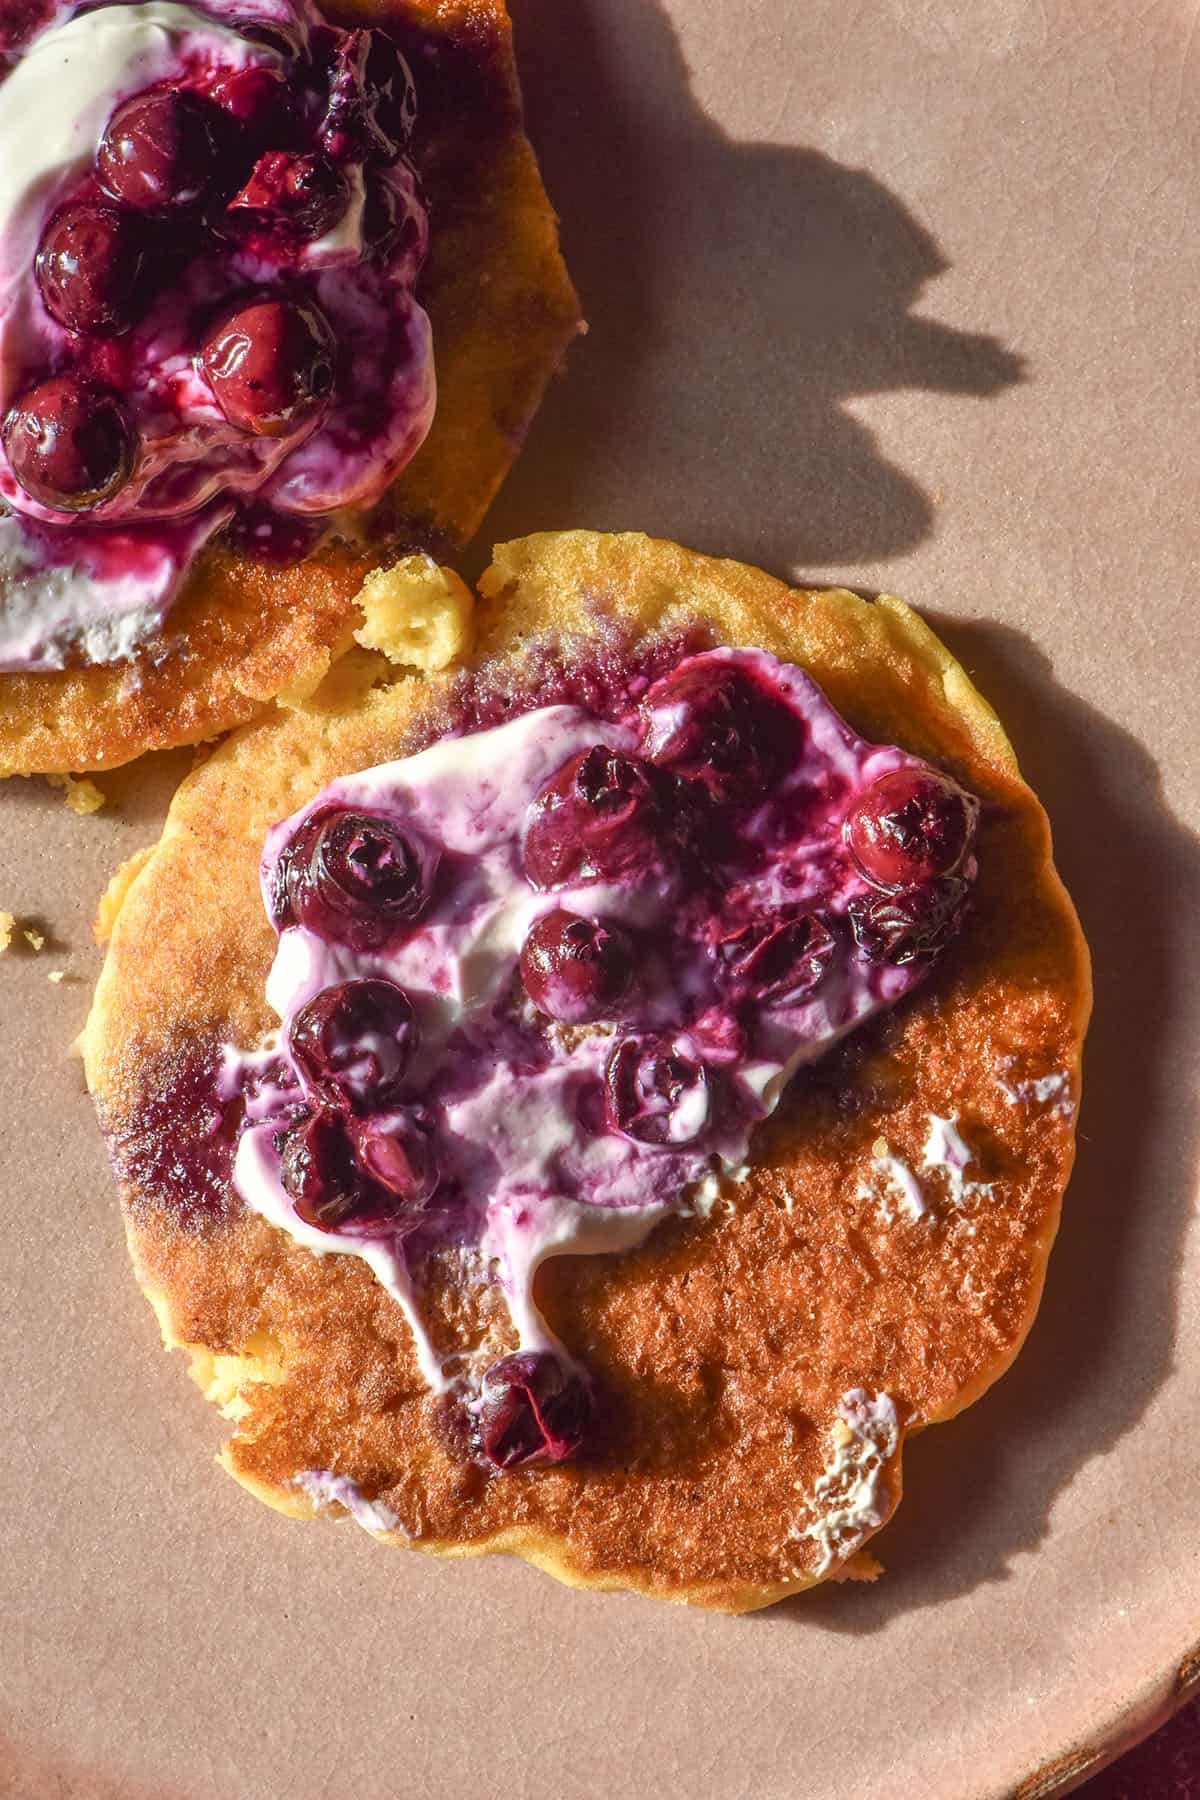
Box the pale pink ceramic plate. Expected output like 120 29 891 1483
2 1 1198 1793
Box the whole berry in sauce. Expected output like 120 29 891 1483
279 1107 426 1236
477 1351 593 1469
717 910 835 1002
347 1111 439 1208
605 1035 711 1147
363 172 423 262
846 767 976 891
640 657 804 803
523 746 667 890
2 377 135 510
519 910 634 1025
226 151 349 242
272 806 437 948
848 875 970 965
97 88 228 212
278 1106 366 1231
289 978 418 1113
35 201 146 336
200 299 336 438
210 62 298 147
321 28 416 165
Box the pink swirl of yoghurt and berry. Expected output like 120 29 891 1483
220 647 981 1471
0 0 433 670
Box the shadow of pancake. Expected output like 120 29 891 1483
484 0 1023 576
772 620 1200 1630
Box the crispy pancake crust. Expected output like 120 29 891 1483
0 0 581 776
84 531 1091 1611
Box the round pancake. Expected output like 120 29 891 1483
0 0 581 777
83 530 1091 1612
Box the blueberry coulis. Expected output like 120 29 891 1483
216 645 980 1470
0 0 434 669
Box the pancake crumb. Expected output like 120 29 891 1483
352 555 474 671
0 911 14 952
48 969 65 984
834 1552 885 1583
47 773 106 815
95 846 155 945
23 928 44 951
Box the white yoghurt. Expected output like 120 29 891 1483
796 1389 900 1576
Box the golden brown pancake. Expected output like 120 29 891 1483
0 0 580 777
83 530 1091 1611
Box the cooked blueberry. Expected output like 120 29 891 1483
478 1351 592 1469
848 875 970 964
35 202 146 336
2 377 135 510
846 767 976 891
200 299 335 438
279 1106 422 1235
641 658 804 803
717 911 835 1001
97 88 227 212
272 806 436 948
520 909 634 1024
289 977 417 1113
605 1035 711 1146
226 151 349 241
279 1106 364 1231
321 27 416 164
348 1112 438 1207
210 63 297 145
362 171 423 262
523 746 666 890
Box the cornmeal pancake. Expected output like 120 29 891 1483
83 530 1091 1611
0 0 580 777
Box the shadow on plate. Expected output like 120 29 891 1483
1 742 196 831
486 0 1023 575
771 619 1200 1631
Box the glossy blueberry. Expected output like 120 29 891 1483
288 977 417 1113
523 746 667 890
278 1106 365 1232
226 151 348 241
519 910 634 1025
347 1111 439 1207
846 767 976 891
716 911 835 1002
210 63 298 146
2 376 135 510
200 299 335 438
478 1351 592 1469
97 88 228 212
278 1106 427 1236
35 202 146 336
848 875 970 965
605 1035 711 1147
362 171 423 262
640 657 804 803
321 27 416 164
272 806 436 949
